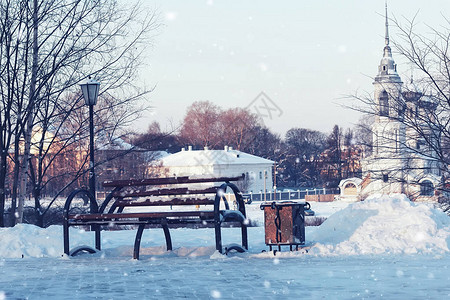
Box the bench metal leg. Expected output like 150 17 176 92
133 225 145 260
134 221 172 260
241 225 248 250
63 222 70 255
63 223 101 256
215 221 222 253
94 225 101 251
161 219 172 251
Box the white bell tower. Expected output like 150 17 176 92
362 3 407 194
343 3 442 201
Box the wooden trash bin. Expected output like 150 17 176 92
260 201 309 251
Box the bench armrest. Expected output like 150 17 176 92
63 189 99 220
214 182 247 221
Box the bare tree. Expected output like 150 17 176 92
132 122 181 153
180 101 262 151
220 107 260 151
391 15 449 182
281 128 326 188
246 125 282 160
0 0 33 226
180 101 222 148
323 125 344 186
354 114 374 156
0 0 160 227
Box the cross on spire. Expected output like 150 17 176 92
385 1 389 46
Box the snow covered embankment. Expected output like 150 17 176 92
309 194 450 255
0 224 62 258
1 194 449 259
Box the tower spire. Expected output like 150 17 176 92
376 1 400 78
385 1 389 46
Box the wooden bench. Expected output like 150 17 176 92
63 175 248 259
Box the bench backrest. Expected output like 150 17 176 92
100 175 245 213
103 175 244 188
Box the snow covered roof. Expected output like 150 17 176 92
97 137 134 151
146 150 170 164
161 146 274 167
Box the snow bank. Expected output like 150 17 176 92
309 194 450 255
1 194 448 259
0 224 63 258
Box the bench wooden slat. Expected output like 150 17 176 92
102 175 244 188
113 187 218 198
114 197 215 207
68 211 215 221
67 218 218 227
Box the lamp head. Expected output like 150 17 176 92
80 78 100 106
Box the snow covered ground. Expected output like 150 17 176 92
1 194 449 299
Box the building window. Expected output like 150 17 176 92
420 180 434 196
383 174 389 182
375 136 378 154
395 130 399 152
398 103 406 120
428 134 433 152
259 171 262 179
379 91 389 116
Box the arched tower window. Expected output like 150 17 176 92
343 183 357 196
398 103 406 120
420 180 434 196
379 91 389 116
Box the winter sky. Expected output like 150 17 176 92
135 0 450 136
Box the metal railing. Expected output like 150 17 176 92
241 188 340 202
97 188 340 202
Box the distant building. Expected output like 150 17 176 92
96 137 168 192
160 146 274 193
340 5 441 201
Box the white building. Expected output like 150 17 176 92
341 5 441 201
161 146 274 193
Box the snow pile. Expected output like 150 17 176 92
0 224 63 258
309 194 450 255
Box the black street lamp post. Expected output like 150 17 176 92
80 78 100 204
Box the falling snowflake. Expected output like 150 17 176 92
338 45 347 53
211 290 221 298
259 63 268 72
165 11 177 21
